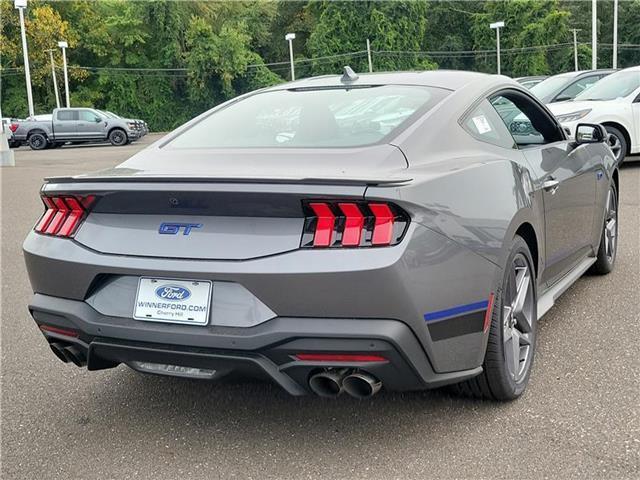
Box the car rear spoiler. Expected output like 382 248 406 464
43 175 413 188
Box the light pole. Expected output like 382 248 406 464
366 38 373 73
285 33 296 81
15 0 34 118
490 21 505 75
571 29 581 71
45 49 60 109
58 41 70 107
612 0 618 69
592 0 597 69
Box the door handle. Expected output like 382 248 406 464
542 178 560 194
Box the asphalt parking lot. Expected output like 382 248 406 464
1 137 639 479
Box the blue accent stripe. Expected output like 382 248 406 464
424 300 489 323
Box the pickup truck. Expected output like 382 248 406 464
12 108 146 150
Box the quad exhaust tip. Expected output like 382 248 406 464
342 372 382 399
308 369 347 398
49 342 87 367
308 369 381 399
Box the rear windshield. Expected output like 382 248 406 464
168 85 449 148
574 70 640 101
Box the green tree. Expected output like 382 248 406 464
307 1 437 76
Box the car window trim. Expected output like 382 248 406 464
488 87 566 147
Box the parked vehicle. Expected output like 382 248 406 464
530 69 615 104
24 69 619 401
12 108 144 150
515 75 548 89
99 110 148 137
548 65 640 164
2 117 20 148
2 117 22 148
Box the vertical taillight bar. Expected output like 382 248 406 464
309 203 336 247
338 203 364 246
369 203 395 245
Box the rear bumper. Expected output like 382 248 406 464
30 293 482 395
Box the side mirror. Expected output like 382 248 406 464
94 117 102 123
575 123 607 144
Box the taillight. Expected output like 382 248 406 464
34 194 96 237
9 122 19 133
301 201 409 248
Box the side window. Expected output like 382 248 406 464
557 76 599 100
488 92 563 147
461 99 515 149
78 110 100 122
56 110 77 121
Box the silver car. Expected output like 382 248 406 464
23 70 619 401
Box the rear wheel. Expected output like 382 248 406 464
453 235 537 401
605 126 627 165
28 133 48 150
109 129 128 146
589 184 618 275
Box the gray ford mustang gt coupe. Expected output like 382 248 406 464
24 69 619 401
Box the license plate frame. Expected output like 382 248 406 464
133 277 212 326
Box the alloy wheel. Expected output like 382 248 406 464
502 253 535 383
608 133 623 162
604 188 618 263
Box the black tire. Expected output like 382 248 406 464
52 142 64 149
605 126 627 165
28 132 48 150
109 129 128 146
453 235 537 401
589 183 618 275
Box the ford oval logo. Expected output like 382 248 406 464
155 285 191 301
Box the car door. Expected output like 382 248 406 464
53 110 78 139
489 90 598 286
76 109 103 139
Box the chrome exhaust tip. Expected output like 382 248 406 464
342 372 382 399
308 369 349 398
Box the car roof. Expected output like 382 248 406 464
264 69 506 92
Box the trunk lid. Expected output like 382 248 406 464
44 144 410 260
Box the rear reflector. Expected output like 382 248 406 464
39 324 79 338
34 194 96 237
302 201 408 248
294 353 388 363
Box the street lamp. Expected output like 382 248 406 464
14 0 34 118
571 29 581 71
592 0 597 69
45 49 61 109
285 33 296 81
612 0 619 69
58 41 70 108
490 21 505 75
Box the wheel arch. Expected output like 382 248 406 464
107 126 127 138
514 222 539 278
27 128 48 139
602 121 631 155
612 168 619 199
